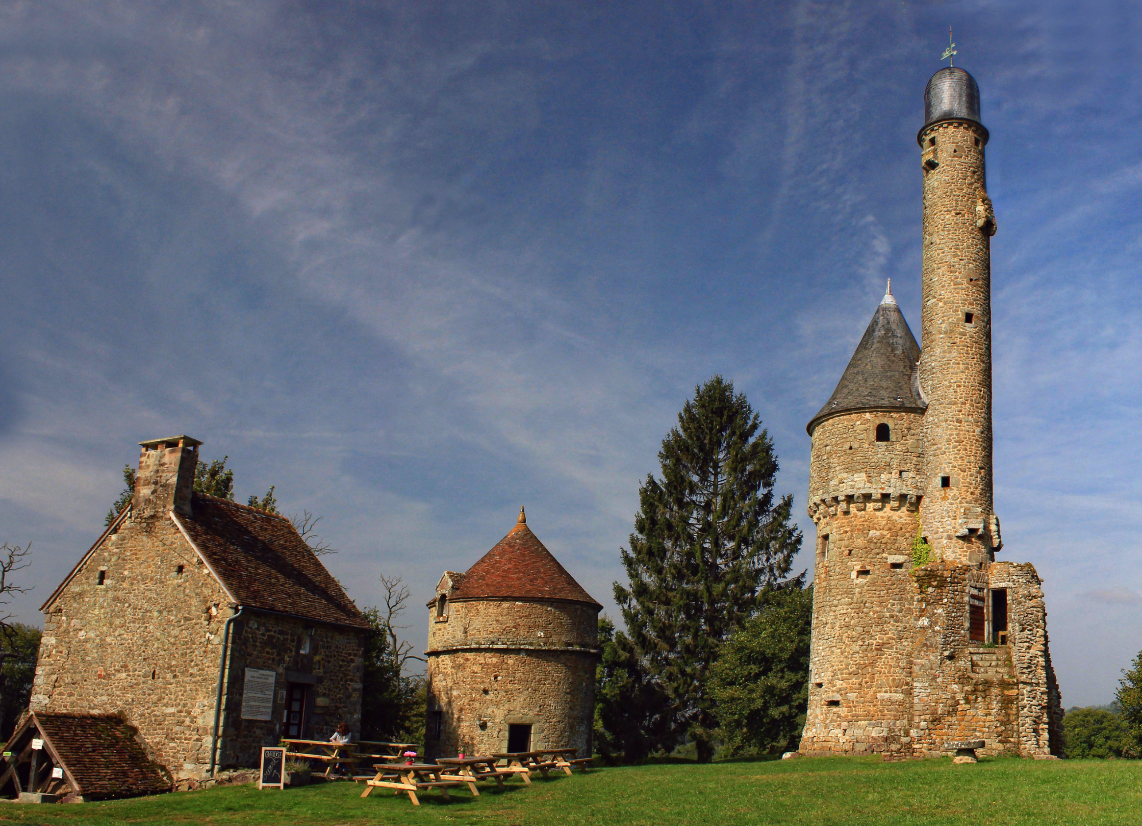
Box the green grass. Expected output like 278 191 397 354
1 757 1141 825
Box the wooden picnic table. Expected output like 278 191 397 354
493 748 593 779
360 762 463 806
281 739 360 779
435 755 517 795
353 741 420 762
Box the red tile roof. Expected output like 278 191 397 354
177 494 369 630
27 713 171 799
450 519 600 607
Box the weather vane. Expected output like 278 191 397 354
941 27 957 67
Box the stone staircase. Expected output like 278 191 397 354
969 647 1014 681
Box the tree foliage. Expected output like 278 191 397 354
0 543 37 739
0 623 40 739
614 376 802 762
360 576 426 743
594 616 672 764
710 582 812 755
1117 650 1142 758
1063 706 1131 759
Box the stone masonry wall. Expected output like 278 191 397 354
31 515 231 778
918 119 997 564
802 411 923 755
219 612 365 769
425 598 598 760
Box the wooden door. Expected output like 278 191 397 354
285 684 308 738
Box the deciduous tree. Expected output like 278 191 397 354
614 376 802 762
1117 651 1142 758
710 581 812 755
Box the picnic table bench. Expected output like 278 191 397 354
435 755 517 795
492 748 582 780
360 763 463 806
281 739 360 779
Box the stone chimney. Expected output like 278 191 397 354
133 435 201 519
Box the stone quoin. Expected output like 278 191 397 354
798 67 1064 759
424 507 601 759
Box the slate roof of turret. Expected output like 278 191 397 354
449 509 601 608
807 285 925 434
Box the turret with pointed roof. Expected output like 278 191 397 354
807 282 925 435
424 509 600 760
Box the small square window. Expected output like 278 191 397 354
175 565 184 576
890 562 905 570
964 312 974 324
941 476 951 488
826 699 841 707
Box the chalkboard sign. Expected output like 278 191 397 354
259 747 286 790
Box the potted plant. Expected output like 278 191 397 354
285 757 312 786
403 751 417 766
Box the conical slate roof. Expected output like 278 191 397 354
807 286 925 435
449 508 601 607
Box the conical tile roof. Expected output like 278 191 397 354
449 509 600 607
807 288 925 434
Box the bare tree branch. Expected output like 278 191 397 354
379 574 426 666
290 510 336 556
0 542 32 635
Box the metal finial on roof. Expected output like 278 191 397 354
881 279 897 306
942 27 957 67
518 506 526 524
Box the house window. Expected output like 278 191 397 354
97 570 106 586
300 633 312 655
890 561 905 570
507 724 532 753
875 423 891 442
430 709 443 740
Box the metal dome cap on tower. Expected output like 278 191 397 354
920 67 987 145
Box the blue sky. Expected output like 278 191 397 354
0 1 1139 707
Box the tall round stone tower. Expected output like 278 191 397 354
799 63 1063 759
800 285 926 755
424 508 601 759
917 67 1000 565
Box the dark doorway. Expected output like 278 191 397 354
992 589 1008 644
507 724 532 753
285 684 308 739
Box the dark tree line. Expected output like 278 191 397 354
598 377 809 763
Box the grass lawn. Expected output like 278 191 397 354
0 756 1140 826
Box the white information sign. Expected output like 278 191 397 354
52 767 63 779
31 739 42 751
241 668 277 721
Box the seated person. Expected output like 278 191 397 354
330 722 352 745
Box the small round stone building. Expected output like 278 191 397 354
424 508 601 759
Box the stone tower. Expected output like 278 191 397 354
424 508 601 759
799 67 1063 759
918 67 999 565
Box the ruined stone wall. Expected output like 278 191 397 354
425 598 598 759
908 563 1019 757
31 516 230 777
988 561 1062 756
219 612 365 768
801 411 922 755
918 119 997 563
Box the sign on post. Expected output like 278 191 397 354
241 668 277 721
259 747 286 790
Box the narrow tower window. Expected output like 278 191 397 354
97 570 106 586
875 423 891 442
436 594 448 619
964 312 974 324
940 476 951 488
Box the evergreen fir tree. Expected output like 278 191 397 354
614 375 802 762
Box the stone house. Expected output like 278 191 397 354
425 508 600 760
798 67 1063 758
30 436 371 780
